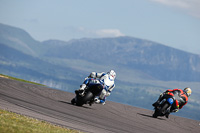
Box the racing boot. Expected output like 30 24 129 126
94 97 105 105
94 97 100 103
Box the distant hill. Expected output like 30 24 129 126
0 23 41 56
0 42 83 90
1 23 199 82
0 23 200 120
42 37 200 82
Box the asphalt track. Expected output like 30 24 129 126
0 77 199 133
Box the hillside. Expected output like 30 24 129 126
0 23 41 56
1 23 200 82
0 23 200 120
0 42 83 90
42 37 200 81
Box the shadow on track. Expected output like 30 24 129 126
137 113 166 120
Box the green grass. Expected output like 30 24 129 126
0 74 45 86
0 109 81 133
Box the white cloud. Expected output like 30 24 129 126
150 0 200 18
151 0 189 8
95 29 125 37
76 27 125 38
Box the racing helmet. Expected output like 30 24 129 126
108 70 116 80
183 87 192 97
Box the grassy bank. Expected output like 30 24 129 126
0 74 45 86
0 109 81 133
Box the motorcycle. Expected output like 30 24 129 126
152 92 179 118
71 78 104 106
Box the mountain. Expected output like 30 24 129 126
0 23 42 56
42 37 200 82
0 23 200 120
1 23 199 82
0 42 83 89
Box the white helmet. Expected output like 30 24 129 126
183 87 192 97
108 70 116 80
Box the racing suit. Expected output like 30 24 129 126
77 72 115 104
153 89 188 117
165 89 188 110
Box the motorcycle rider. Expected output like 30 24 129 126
152 87 192 118
75 70 116 105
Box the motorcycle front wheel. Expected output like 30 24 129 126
76 91 93 106
153 103 169 118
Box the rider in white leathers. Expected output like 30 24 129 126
76 70 116 105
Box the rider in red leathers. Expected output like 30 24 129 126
152 87 192 118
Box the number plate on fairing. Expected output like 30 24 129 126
167 98 174 105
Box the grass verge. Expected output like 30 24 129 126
0 109 81 133
0 74 45 86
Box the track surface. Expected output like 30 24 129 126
0 77 199 133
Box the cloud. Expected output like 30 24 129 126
95 29 125 37
150 0 200 18
77 27 125 38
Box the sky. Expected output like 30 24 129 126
0 0 200 54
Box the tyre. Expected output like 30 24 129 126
82 91 93 104
153 103 169 118
76 92 93 106
159 103 169 116
71 98 76 105
152 112 158 118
